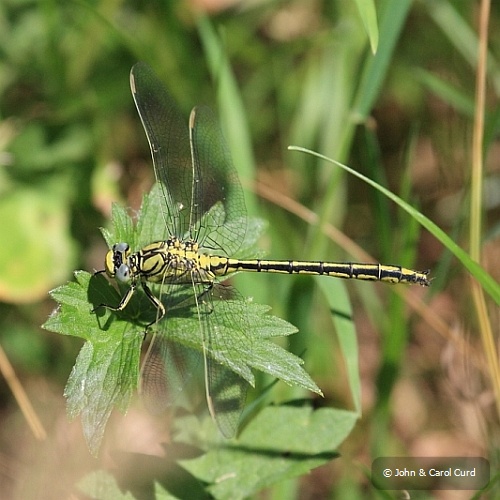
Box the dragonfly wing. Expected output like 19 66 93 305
130 62 192 237
188 105 247 256
195 282 253 438
206 358 248 439
140 335 201 415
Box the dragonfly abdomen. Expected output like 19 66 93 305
210 257 430 286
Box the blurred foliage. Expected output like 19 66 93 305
0 0 499 498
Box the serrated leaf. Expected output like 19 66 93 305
156 297 319 394
44 271 143 455
180 405 356 500
136 184 171 246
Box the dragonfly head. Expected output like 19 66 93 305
105 243 132 283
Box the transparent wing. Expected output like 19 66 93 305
140 281 250 437
130 62 247 254
197 283 253 438
188 106 247 256
130 62 192 237
140 337 201 415
206 359 248 439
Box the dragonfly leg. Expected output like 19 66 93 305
92 280 165 328
142 282 166 326
92 282 138 314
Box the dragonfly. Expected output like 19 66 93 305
95 62 430 438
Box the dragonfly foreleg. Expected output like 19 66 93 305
141 281 166 326
92 282 137 314
92 280 166 328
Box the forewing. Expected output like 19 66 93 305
130 62 192 237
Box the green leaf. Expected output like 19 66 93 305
180 405 357 499
44 271 143 455
414 68 475 116
0 188 76 303
9 123 93 172
354 0 379 53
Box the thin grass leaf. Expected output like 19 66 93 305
315 276 361 415
424 0 500 92
415 68 475 116
352 0 412 118
354 0 379 53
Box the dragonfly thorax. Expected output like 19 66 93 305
137 237 208 284
105 237 215 286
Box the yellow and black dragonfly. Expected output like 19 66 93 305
95 62 430 438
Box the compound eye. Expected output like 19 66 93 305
113 243 129 253
116 264 131 283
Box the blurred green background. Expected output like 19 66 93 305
0 0 499 498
